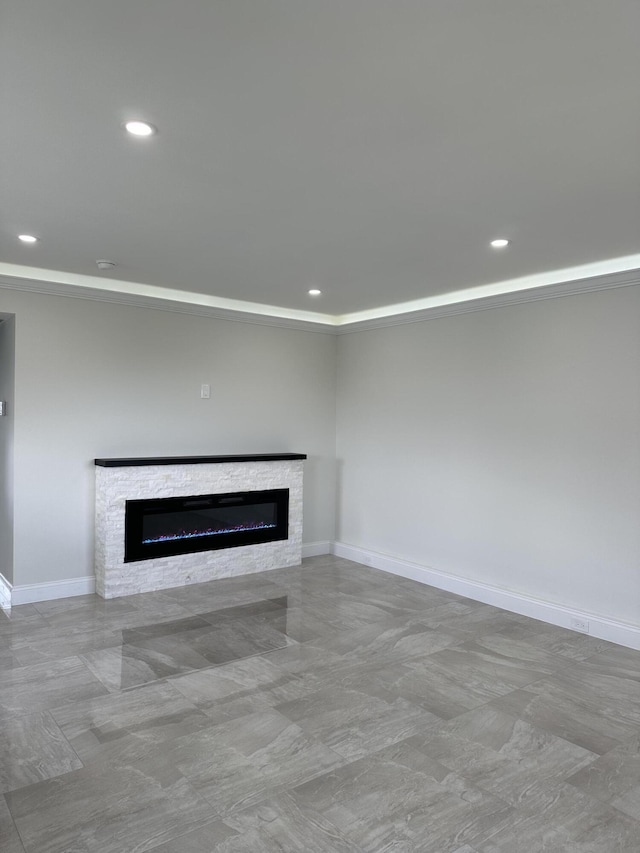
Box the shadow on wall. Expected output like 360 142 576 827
0 314 15 586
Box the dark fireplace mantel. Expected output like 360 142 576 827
95 453 307 468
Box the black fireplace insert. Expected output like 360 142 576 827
124 488 289 563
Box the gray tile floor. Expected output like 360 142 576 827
1 555 639 852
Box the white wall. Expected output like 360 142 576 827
336 286 640 628
0 315 15 584
1 289 336 587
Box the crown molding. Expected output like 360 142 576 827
335 268 640 333
0 270 336 333
1 262 639 334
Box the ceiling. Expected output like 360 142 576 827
1 1 639 324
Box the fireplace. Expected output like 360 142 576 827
124 488 289 562
94 454 305 598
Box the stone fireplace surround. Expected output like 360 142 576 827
94 453 305 599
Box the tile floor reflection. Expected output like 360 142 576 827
1 556 639 851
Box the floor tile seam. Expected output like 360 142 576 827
114 673 188 697
270 703 390 749
305 730 450 779
176 775 231 828
0 673 111 718
191 774 304 824
7 628 125 654
1 751 90 800
422 694 603 765
463 803 519 853
549 779 640 827
12 646 122 671
49 666 198 703
446 770 521 817
567 735 640 788
265 705 358 759
399 635 470 665
269 789 369 853
291 649 441 674
543 643 615 671
76 653 187 697
467 626 566 658
564 766 640 822
303 773 514 853
205 598 295 617
44 708 88 780
77 636 302 696
5 752 225 821
466 758 604 812
398 654 553 694
2 794 28 853
36 612 130 633
607 730 640 755
164 651 307 702
443 791 518 852
272 679 440 728
559 663 640 695
143 824 240 853
608 797 640 825
142 675 215 713
562 771 621 810
311 727 460 769
464 743 598 790
0 650 107 679
195 612 277 630
106 634 219 669
120 670 187 698
237 727 355 792
505 672 558 697
488 672 552 697
535 674 640 723
121 615 216 638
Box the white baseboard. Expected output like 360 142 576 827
302 541 332 558
0 572 12 609
2 548 334 605
6 543 637 652
10 576 96 606
332 541 640 651
3 545 330 606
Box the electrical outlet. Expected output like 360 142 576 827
570 617 589 634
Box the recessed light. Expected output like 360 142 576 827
490 238 510 249
308 289 322 296
18 234 38 243
124 120 157 137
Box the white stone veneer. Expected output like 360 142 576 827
95 460 303 598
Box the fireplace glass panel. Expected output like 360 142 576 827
125 489 289 562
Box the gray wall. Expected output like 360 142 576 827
2 289 337 587
4 279 640 631
336 286 640 626
0 315 15 584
